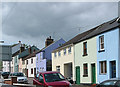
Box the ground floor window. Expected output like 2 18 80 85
100 61 107 74
56 66 60 72
83 63 88 77
31 68 33 74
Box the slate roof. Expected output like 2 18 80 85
23 51 37 60
18 46 39 59
75 17 120 43
53 17 120 52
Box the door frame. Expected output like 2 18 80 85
110 60 116 78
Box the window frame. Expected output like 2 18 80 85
68 47 71 54
99 61 107 74
83 63 88 77
31 58 33 64
83 42 87 56
64 48 66 55
99 35 105 51
58 50 61 57
27 60 28 65
31 68 33 74
54 52 57 57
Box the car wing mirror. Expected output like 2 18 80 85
39 79 44 83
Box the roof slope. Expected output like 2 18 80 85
53 17 120 51
75 17 120 43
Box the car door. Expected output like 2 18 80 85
36 74 44 86
33 73 39 85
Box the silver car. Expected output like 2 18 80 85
9 72 28 83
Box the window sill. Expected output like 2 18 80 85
98 50 105 53
99 73 107 75
82 54 88 56
83 75 88 77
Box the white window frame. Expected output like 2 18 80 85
64 48 66 55
68 47 71 54
54 52 57 57
58 51 61 56
99 36 104 50
100 61 107 74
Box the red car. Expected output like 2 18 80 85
33 71 72 87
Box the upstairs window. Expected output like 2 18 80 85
58 51 61 56
54 52 57 57
64 48 66 55
99 36 104 50
83 42 87 56
27 60 28 65
31 58 33 64
68 47 71 54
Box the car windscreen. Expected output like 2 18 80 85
13 73 24 77
44 73 65 82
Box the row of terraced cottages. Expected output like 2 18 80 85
52 17 120 84
11 37 66 77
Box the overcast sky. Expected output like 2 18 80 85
2 2 118 49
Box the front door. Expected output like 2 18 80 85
76 66 80 84
34 68 36 77
27 69 28 77
91 64 96 84
110 61 116 78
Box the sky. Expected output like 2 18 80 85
1 1 118 49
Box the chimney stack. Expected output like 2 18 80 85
45 36 54 47
20 44 25 53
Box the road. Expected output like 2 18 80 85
27 78 92 87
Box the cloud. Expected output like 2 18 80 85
2 2 118 48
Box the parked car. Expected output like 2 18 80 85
96 78 120 87
9 72 28 83
33 71 72 87
1 72 10 79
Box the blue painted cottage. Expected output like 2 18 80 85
96 18 120 83
36 37 66 73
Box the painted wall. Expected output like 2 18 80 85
2 61 10 72
19 58 22 72
22 59 27 75
14 55 19 72
36 38 66 73
97 28 119 83
75 37 97 84
27 56 36 77
52 45 75 81
36 52 46 73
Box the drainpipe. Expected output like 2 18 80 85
118 28 120 78
73 44 76 83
